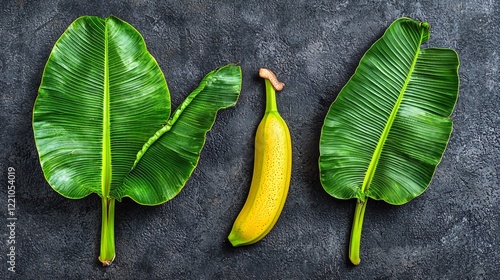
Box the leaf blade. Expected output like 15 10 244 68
113 64 242 205
319 18 459 204
33 16 170 199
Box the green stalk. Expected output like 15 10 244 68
349 198 368 265
99 197 115 266
264 79 278 113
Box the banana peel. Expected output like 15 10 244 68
228 69 292 246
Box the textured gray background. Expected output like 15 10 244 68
1 0 499 279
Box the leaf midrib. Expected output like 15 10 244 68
129 72 212 169
102 19 112 198
359 27 424 197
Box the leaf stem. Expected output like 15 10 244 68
99 197 115 266
349 198 367 265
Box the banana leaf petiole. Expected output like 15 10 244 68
99 197 116 266
349 198 367 265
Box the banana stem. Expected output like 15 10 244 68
264 79 278 113
349 198 368 265
99 197 116 266
259 68 284 114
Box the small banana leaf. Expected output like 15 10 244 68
33 16 242 264
319 17 459 264
117 64 242 205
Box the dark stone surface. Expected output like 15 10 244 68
1 0 498 279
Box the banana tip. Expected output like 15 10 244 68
228 232 244 247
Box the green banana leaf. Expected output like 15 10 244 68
34 16 171 200
319 17 459 264
117 64 242 205
33 15 242 264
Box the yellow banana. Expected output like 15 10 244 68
228 68 292 246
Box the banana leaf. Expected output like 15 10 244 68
33 16 242 265
319 17 459 265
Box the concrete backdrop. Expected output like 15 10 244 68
0 0 498 279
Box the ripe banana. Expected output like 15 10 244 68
228 68 292 246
